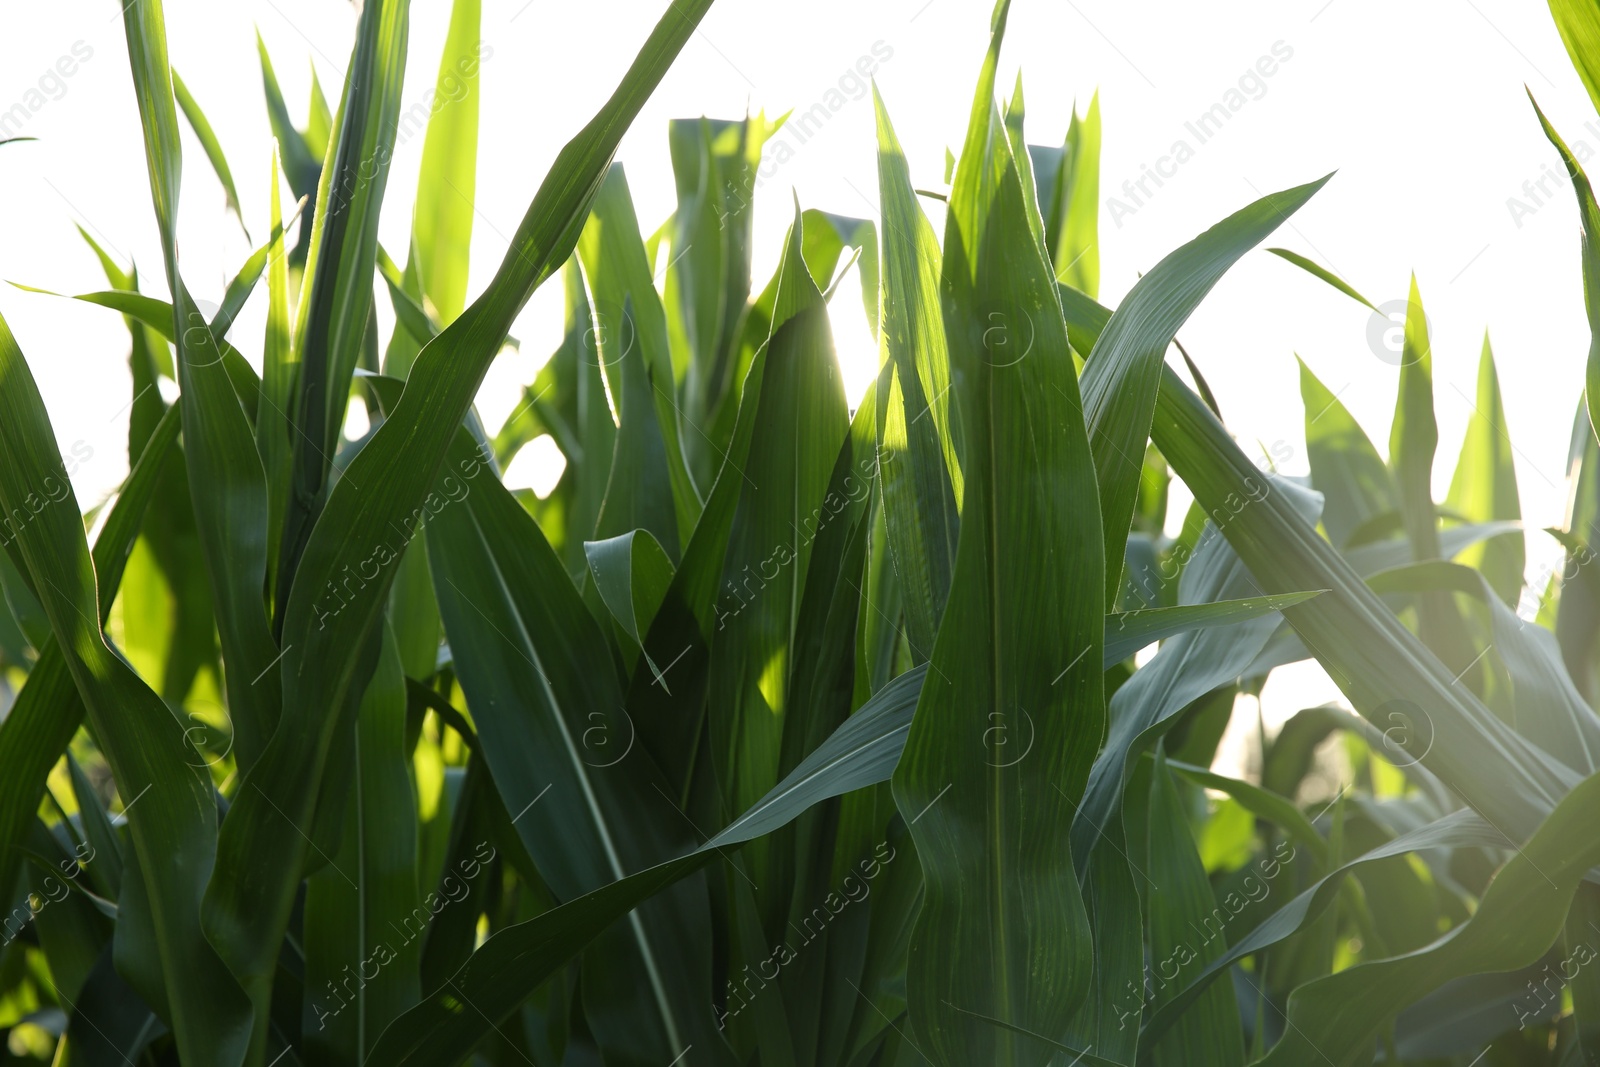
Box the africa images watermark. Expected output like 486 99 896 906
1111 841 1297 1029
753 42 894 190
712 454 877 631
324 40 493 223
311 438 495 630
1505 117 1600 228
1514 939 1597 1030
716 839 897 1029
310 840 496 1030
1107 41 1295 229
0 441 93 551
1122 444 1289 600
0 40 94 141
2 839 96 948
713 40 896 228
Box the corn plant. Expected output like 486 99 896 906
10 0 1600 1064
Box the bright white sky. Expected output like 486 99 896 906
1 0 1593 747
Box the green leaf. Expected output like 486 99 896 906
1384 276 1479 677
64 948 166 1064
1267 247 1377 311
1152 361 1573 836
1056 94 1101 295
666 114 774 485
258 149 294 602
942 0 1013 288
1104 591 1324 664
1064 279 1575 840
805 209 880 341
1445 339 1524 605
1001 74 1047 257
1389 275 1437 552
257 33 319 203
0 405 181 916
1140 808 1505 1048
26 821 109 1008
1548 0 1600 118
65 753 123 900
577 164 701 550
1164 761 1327 866
584 529 675 682
1365 560 1600 772
1074 502 1318 1058
622 304 773 799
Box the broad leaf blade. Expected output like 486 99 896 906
893 149 1102 1061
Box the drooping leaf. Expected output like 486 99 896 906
1254 767 1600 1066
584 529 675 681
1139 808 1506 1048
1059 269 1578 837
